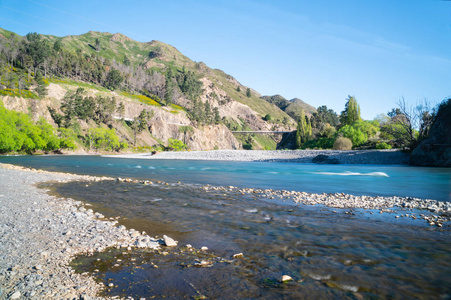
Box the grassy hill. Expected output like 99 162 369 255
261 95 316 121
0 27 306 151
36 30 292 122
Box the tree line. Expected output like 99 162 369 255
294 95 446 151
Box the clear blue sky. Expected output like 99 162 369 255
1 0 450 119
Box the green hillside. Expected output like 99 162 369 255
0 27 303 152
38 29 292 121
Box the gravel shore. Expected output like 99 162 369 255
0 164 162 300
106 149 410 165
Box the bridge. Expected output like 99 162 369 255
231 131 292 134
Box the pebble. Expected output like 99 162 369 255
9 291 21 299
163 235 178 247
280 275 293 282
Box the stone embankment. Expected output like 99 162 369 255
0 164 172 300
107 149 410 165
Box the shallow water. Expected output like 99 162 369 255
48 180 451 299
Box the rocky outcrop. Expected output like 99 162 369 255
410 99 451 167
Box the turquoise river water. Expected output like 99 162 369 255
1 155 450 299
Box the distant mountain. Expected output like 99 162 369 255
261 95 316 121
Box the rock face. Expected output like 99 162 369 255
410 99 451 167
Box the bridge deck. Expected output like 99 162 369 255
231 131 292 134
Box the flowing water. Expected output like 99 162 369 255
1 155 451 299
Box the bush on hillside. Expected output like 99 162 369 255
166 138 187 151
376 142 392 150
333 137 353 150
0 102 62 153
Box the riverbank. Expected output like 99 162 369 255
105 149 410 165
0 164 163 300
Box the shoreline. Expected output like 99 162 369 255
104 149 411 165
0 164 164 300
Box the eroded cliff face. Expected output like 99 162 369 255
1 83 244 151
410 99 451 167
199 78 294 132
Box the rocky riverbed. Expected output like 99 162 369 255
0 164 172 300
201 185 451 227
106 149 410 165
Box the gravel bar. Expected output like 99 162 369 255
0 164 162 300
106 149 410 164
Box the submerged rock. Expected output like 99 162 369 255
312 155 339 164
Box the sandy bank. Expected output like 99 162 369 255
105 149 410 165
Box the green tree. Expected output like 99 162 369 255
53 40 62 52
58 128 77 149
381 98 436 150
263 114 272 121
213 107 221 124
167 138 187 151
311 105 339 129
95 38 100 52
295 110 312 148
340 95 361 126
34 70 47 98
25 32 51 72
37 118 60 150
87 127 122 151
246 88 251 98
165 68 175 105
338 125 367 147
105 69 123 90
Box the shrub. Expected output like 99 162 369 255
338 125 367 147
302 137 335 149
376 142 392 150
86 127 123 151
333 137 353 150
167 138 187 151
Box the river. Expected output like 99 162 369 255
1 155 450 299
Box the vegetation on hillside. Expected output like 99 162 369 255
0 101 65 153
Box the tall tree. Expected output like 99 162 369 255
25 32 51 72
246 88 251 98
34 70 47 98
295 110 312 148
340 95 361 126
95 38 100 52
105 69 123 90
